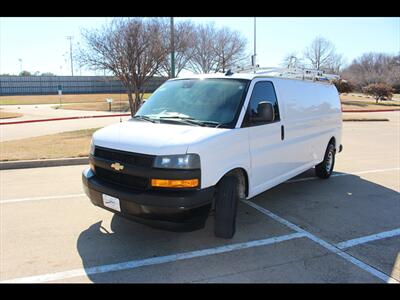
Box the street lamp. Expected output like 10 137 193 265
251 17 257 72
66 36 74 76
170 17 175 78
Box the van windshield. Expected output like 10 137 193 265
135 78 249 128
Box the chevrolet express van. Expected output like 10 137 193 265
82 68 343 238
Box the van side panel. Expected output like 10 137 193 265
272 78 342 169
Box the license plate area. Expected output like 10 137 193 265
102 194 121 212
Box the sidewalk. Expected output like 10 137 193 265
0 115 130 142
0 104 126 122
0 104 131 142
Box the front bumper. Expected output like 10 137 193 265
82 167 214 231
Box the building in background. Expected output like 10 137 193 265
0 76 167 96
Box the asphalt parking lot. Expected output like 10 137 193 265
0 112 399 283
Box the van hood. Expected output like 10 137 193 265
93 119 230 155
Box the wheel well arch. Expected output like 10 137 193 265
217 167 249 199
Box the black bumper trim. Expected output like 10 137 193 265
82 168 214 231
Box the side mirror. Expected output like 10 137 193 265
250 101 275 123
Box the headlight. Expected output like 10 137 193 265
89 140 95 156
153 154 200 169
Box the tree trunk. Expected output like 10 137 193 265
127 90 135 117
133 90 142 114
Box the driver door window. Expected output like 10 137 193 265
242 81 280 127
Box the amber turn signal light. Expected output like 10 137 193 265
151 178 199 188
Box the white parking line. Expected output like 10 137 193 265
242 200 399 284
0 232 305 283
286 167 400 184
0 193 85 204
336 228 400 250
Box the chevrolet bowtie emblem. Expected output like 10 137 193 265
111 162 124 171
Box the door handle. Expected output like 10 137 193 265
281 125 285 140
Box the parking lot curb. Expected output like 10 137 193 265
0 157 89 170
342 118 389 122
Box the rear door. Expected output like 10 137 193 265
241 79 289 195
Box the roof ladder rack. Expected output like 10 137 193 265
235 66 340 83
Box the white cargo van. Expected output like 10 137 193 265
82 67 343 238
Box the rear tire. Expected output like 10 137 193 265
315 143 335 179
214 176 239 239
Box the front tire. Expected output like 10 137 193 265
214 176 239 239
315 143 335 179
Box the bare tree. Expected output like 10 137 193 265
77 18 170 115
186 23 249 74
187 23 219 74
303 37 341 71
326 53 345 74
281 52 304 68
158 20 196 78
213 27 248 73
341 53 400 91
282 38 344 74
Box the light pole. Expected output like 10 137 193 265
252 17 257 72
66 36 74 76
18 58 22 74
77 42 82 76
170 17 175 78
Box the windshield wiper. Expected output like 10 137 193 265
132 115 158 123
158 116 203 127
159 116 228 128
195 120 230 128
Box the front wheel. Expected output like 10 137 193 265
315 144 335 179
214 176 239 239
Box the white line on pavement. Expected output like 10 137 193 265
0 232 305 283
242 200 399 284
286 167 400 184
0 193 85 204
336 228 400 250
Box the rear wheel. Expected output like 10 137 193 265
315 143 335 179
214 176 239 239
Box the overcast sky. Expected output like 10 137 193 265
0 17 398 76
